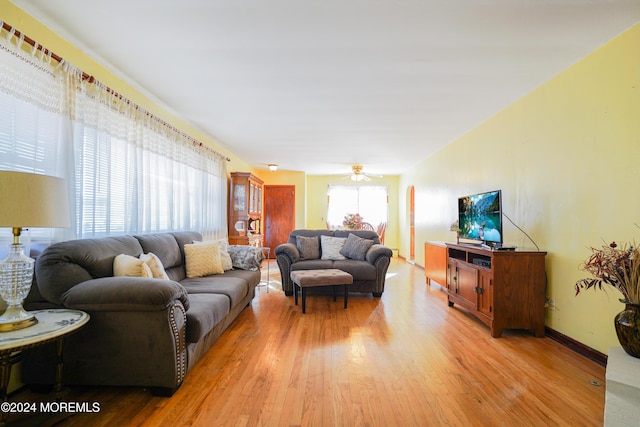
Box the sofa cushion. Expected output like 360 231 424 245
296 235 320 260
184 242 224 278
185 293 230 343
139 252 170 280
291 260 335 271
320 236 347 260
134 233 182 269
340 233 374 261
181 275 250 308
114 254 153 278
332 259 377 281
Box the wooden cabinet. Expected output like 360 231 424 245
424 241 447 287
228 172 264 247
445 243 547 338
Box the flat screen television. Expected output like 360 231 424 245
458 190 502 244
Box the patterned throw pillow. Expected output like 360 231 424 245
184 242 224 278
114 254 153 278
227 245 265 271
320 235 347 260
139 252 170 279
296 235 320 260
339 233 374 260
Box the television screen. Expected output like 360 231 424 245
458 190 502 244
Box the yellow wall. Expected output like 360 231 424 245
400 22 640 354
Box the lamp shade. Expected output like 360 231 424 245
0 171 70 228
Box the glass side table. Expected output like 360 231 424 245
258 247 270 293
0 308 89 423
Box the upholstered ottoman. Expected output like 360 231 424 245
290 269 354 313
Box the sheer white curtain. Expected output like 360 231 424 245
0 23 227 244
62 64 227 240
327 185 388 229
0 24 68 253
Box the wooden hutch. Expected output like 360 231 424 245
228 172 264 247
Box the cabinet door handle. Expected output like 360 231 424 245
474 286 483 294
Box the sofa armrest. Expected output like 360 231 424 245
26 277 189 395
274 243 300 263
275 243 300 296
60 277 190 312
366 244 393 265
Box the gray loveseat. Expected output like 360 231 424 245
275 229 392 297
22 231 261 396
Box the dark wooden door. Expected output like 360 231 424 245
264 185 296 255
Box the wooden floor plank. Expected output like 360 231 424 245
7 258 605 426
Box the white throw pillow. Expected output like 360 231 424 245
139 252 170 280
114 254 153 278
184 241 224 278
320 235 347 261
213 239 234 271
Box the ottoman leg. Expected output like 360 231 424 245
302 287 306 314
333 285 337 302
344 284 348 309
294 283 299 306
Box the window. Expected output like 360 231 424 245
0 28 227 248
327 185 388 229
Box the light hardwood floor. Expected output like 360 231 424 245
10 258 605 426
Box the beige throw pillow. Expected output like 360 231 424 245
114 254 153 278
139 252 170 280
194 239 233 271
184 242 224 278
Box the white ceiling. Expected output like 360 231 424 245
10 0 640 176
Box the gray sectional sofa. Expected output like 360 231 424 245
275 229 392 297
22 231 261 396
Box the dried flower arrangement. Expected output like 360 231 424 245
575 241 640 304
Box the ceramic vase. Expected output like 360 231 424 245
615 302 640 358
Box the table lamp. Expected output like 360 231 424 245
0 171 70 331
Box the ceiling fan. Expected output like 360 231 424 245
343 165 382 182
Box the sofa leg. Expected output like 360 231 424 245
372 292 382 298
284 290 293 296
150 385 179 397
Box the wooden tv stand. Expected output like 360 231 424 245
445 243 547 338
